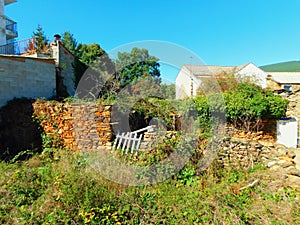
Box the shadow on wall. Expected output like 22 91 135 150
0 98 42 161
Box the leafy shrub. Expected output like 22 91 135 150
193 83 288 132
224 83 288 131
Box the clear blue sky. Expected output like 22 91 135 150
5 0 300 82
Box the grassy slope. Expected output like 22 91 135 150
260 61 300 72
0 149 299 224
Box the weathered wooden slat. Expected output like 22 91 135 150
116 132 125 149
113 125 155 154
125 133 132 154
131 125 155 134
131 133 138 154
135 135 143 155
112 132 120 151
122 133 130 152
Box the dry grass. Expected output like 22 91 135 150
0 149 299 224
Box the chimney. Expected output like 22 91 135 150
54 34 61 43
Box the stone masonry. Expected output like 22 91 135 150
0 55 56 107
33 100 113 152
218 136 300 187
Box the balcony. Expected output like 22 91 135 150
0 38 34 55
4 0 17 5
5 16 18 40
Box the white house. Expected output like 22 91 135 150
175 63 267 99
0 0 17 48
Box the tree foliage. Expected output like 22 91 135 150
32 25 48 52
160 84 176 99
61 31 78 55
116 48 160 88
72 43 112 88
75 43 106 66
59 32 161 99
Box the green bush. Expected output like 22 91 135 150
224 83 288 130
193 83 289 132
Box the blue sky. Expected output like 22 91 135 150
5 0 300 82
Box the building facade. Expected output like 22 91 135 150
175 63 267 99
0 0 76 107
0 0 17 51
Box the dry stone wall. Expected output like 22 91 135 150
218 137 263 169
217 136 300 187
33 100 113 151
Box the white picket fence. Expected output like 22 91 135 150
112 125 155 154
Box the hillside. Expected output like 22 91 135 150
260 61 300 72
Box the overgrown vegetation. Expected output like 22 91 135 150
193 83 289 132
0 28 293 222
0 148 299 224
0 83 295 224
0 90 293 224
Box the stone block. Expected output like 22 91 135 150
285 166 300 177
277 160 294 168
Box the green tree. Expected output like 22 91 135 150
61 31 78 55
161 83 175 99
116 48 161 88
33 25 48 52
73 43 115 92
76 43 106 65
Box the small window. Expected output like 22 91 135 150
283 85 291 91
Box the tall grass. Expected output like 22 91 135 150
0 149 299 224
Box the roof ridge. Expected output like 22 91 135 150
183 64 237 67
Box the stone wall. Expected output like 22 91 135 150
218 137 263 169
266 78 281 90
33 100 113 151
217 137 300 187
0 55 56 107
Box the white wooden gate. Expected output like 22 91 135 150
112 125 155 154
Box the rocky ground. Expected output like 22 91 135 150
218 135 300 187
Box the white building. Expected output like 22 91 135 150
0 0 17 51
175 63 268 99
266 72 300 92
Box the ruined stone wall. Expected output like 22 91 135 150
217 137 300 186
33 100 113 151
266 78 281 91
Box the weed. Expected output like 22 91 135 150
0 149 299 224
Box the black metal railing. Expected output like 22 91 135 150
0 38 35 55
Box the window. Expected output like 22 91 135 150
282 85 291 91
